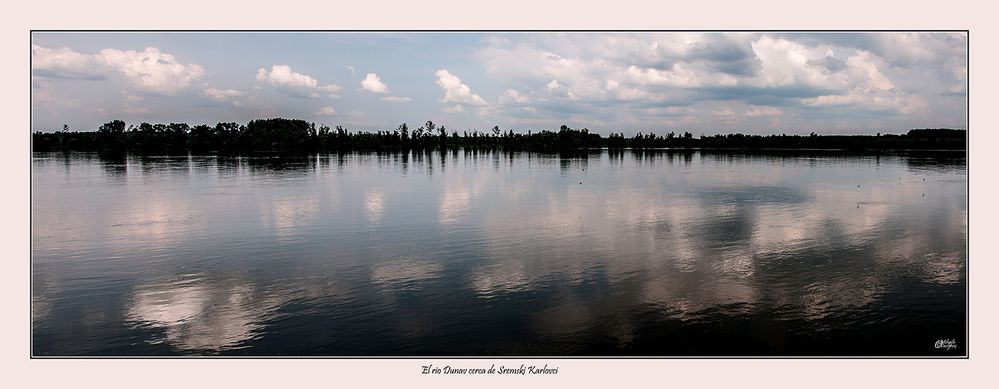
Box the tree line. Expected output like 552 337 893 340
31 118 966 153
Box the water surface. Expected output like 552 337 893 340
31 150 967 356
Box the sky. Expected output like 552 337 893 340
30 32 967 136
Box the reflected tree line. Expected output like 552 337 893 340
32 118 966 153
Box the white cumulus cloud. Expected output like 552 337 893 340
98 47 205 95
32 44 204 95
315 106 337 115
256 65 341 98
31 44 106 79
361 73 389 93
435 69 487 106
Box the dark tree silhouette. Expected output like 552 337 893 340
31 118 967 153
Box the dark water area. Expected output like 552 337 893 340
31 150 967 356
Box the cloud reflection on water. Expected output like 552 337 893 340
125 275 270 351
31 150 966 355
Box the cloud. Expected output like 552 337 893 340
256 65 341 98
31 45 106 79
30 33 966 134
315 106 337 115
32 44 204 95
545 79 578 100
123 106 151 115
743 106 783 117
99 47 205 95
748 36 857 90
477 34 752 106
806 51 848 73
621 64 705 88
499 89 530 104
944 56 967 95
546 80 562 91
795 50 926 114
435 69 487 106
801 91 927 114
866 33 966 69
380 96 411 103
201 87 244 102
742 37 918 116
474 33 956 125
712 108 740 124
361 73 389 93
641 106 696 116
685 34 762 76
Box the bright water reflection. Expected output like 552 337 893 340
31 150 966 355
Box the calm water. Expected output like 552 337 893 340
31 150 967 356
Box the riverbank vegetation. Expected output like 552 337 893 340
31 118 966 153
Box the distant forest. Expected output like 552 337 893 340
31 118 966 153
